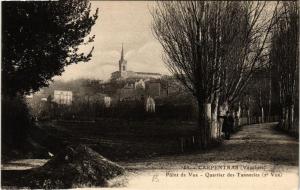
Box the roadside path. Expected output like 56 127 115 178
111 123 298 189
119 122 298 169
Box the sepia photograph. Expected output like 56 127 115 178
1 0 299 189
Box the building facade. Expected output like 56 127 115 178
111 45 162 80
53 90 73 105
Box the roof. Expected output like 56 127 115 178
135 72 161 75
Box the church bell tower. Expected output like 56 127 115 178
119 43 127 74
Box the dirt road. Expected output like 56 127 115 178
119 122 298 169
111 122 298 189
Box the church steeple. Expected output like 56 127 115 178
119 43 127 73
121 43 124 61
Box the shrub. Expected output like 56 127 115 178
2 95 33 149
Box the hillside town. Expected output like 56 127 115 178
25 44 188 120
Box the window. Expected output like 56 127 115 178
123 65 126 71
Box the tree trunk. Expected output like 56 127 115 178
236 102 241 127
281 107 285 129
218 101 229 134
247 109 250 124
205 103 212 139
211 95 219 139
290 104 294 131
284 107 289 130
261 107 264 123
288 105 294 131
197 101 211 149
268 66 272 117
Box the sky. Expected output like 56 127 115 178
54 1 169 82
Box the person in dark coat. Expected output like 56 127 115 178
219 111 234 140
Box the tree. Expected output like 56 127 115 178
270 2 298 132
2 0 98 96
245 69 271 122
151 2 241 147
218 2 278 103
151 2 277 147
1 0 98 154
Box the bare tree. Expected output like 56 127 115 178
218 2 279 108
270 2 298 132
151 2 240 146
151 1 279 147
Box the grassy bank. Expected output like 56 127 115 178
31 119 200 161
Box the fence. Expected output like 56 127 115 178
177 115 280 153
239 115 280 126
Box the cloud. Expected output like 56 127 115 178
125 41 169 74
55 41 169 81
92 50 120 66
54 62 118 81
54 50 119 81
55 1 170 82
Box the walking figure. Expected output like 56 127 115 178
219 111 234 140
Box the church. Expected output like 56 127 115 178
111 44 162 80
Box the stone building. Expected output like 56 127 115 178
53 90 73 105
146 81 161 97
111 44 162 80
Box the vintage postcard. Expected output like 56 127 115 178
1 1 299 189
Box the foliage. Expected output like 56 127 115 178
2 0 98 96
2 0 98 157
2 95 32 148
